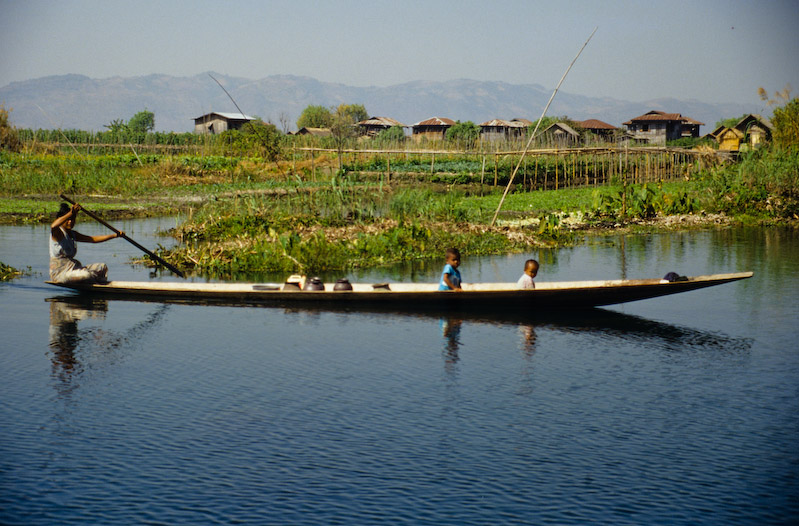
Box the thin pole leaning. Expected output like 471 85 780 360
35 104 85 159
208 73 271 151
490 27 597 226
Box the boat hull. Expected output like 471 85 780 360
46 272 753 310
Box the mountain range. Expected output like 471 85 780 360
0 72 763 134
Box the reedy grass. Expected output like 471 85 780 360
166 186 540 276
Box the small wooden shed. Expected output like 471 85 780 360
412 117 455 142
354 116 406 138
542 122 580 147
193 112 255 134
717 127 745 151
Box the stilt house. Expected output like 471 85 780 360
623 111 704 145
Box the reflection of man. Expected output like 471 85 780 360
48 298 107 385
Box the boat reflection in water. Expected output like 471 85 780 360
47 292 751 377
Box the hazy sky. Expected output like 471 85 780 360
2 0 797 106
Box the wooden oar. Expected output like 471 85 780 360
59 194 185 278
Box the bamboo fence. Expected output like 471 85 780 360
292 145 720 190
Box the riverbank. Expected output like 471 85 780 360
2 144 795 277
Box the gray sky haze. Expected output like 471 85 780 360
2 0 797 106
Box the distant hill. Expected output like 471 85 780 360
0 72 763 134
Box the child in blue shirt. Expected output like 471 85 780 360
438 248 463 291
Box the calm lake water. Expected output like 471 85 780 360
1 219 797 525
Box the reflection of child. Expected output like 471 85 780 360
438 248 463 291
517 259 539 289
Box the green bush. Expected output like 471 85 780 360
0 106 21 152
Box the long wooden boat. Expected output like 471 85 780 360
46 271 753 310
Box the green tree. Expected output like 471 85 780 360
326 104 369 171
104 118 126 133
771 98 799 149
296 105 333 129
219 118 283 160
445 120 480 146
335 103 368 124
759 86 798 149
128 109 155 134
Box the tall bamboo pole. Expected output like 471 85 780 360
490 27 597 226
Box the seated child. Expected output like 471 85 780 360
517 259 539 289
438 247 463 291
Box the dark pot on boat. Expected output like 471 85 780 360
303 277 325 291
333 278 353 291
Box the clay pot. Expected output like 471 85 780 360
333 278 353 291
303 277 325 291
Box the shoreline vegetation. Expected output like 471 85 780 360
1 100 797 279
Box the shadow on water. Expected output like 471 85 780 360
46 292 753 372
46 295 170 397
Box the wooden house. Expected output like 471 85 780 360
542 122 580 147
193 112 255 134
412 117 455 142
354 116 406 138
623 111 704 145
734 114 772 148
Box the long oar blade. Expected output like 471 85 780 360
59 194 185 278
